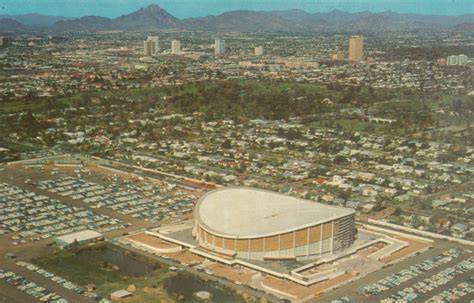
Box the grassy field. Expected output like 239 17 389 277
32 245 175 302
310 118 400 134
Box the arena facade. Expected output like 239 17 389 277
193 187 356 261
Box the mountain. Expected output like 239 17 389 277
454 22 474 31
42 5 474 33
114 4 179 30
0 18 30 33
267 9 314 23
0 13 72 27
181 10 302 32
54 16 113 32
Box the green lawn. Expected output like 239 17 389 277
32 246 174 299
33 250 123 287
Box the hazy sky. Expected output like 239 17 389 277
1 0 473 18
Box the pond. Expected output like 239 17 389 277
77 245 159 276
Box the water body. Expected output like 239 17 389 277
77 246 158 277
76 246 245 301
163 274 246 303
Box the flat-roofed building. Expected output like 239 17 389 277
54 230 103 248
215 38 225 55
349 35 364 63
332 51 345 61
171 40 181 54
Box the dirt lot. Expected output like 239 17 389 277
381 236 431 263
126 232 180 250
262 272 356 300
209 263 255 284
164 250 205 265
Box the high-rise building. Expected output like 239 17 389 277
332 51 345 61
255 46 263 56
215 38 225 55
147 36 159 51
458 54 468 66
143 36 159 56
171 40 181 54
349 36 364 63
143 40 155 57
447 55 459 66
0 36 11 47
447 54 469 66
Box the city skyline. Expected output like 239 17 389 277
2 0 473 19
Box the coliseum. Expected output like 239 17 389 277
193 187 356 261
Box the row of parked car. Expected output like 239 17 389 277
0 182 123 244
426 275 474 302
15 261 103 301
0 268 67 302
385 257 474 302
38 176 197 222
358 248 464 296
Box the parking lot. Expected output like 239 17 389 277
384 256 474 302
0 182 124 245
37 175 198 222
323 242 474 303
426 275 474 302
0 267 68 303
0 163 203 302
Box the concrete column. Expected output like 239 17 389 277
248 239 250 256
319 223 323 256
306 227 310 258
278 234 281 256
292 231 296 255
330 220 335 255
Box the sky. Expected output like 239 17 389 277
1 0 473 18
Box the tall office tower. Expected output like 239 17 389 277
147 36 159 52
348 35 364 63
447 55 459 66
458 54 468 66
255 46 264 56
332 51 345 61
143 40 155 57
215 38 225 55
171 40 181 54
0 36 11 47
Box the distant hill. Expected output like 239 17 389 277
4 4 474 33
0 13 72 27
454 22 474 31
0 18 30 33
266 9 315 23
54 16 113 32
181 10 303 32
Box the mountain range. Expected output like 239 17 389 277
1 4 473 33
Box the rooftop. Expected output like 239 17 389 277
194 187 354 238
55 230 102 245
